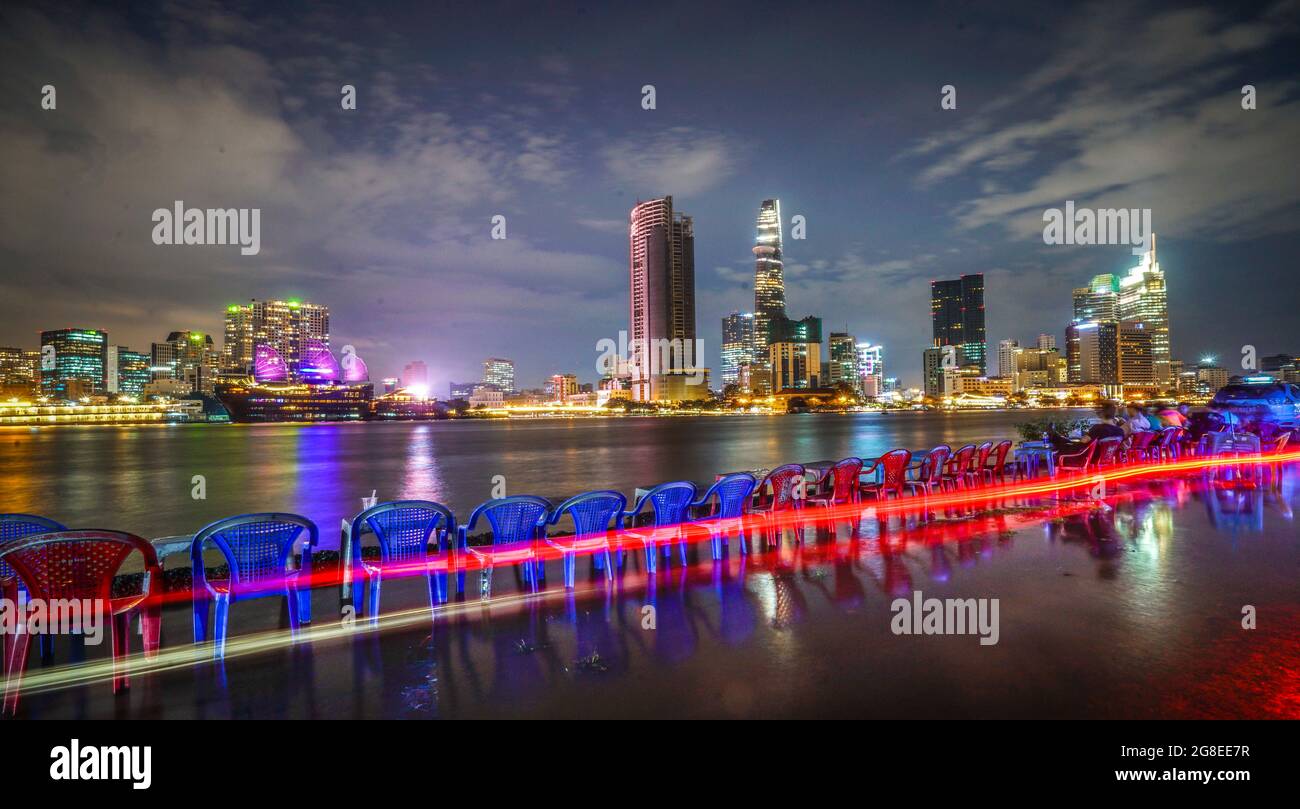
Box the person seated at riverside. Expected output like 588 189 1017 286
1124 403 1153 435
1047 403 1125 454
1156 402 1189 429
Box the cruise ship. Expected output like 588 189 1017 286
215 340 374 422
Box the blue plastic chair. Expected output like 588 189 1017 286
692 473 758 558
622 481 698 573
190 513 317 658
1 514 67 661
350 500 456 619
457 496 551 598
546 490 626 589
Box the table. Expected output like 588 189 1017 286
1014 442 1056 477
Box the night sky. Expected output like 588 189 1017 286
2 0 1298 388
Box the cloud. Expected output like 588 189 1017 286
601 127 744 197
902 1 1300 244
0 3 611 385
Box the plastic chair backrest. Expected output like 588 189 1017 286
695 474 758 519
464 497 552 545
352 500 455 565
1 530 160 603
0 514 67 581
191 513 318 585
550 491 627 537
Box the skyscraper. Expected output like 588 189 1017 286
401 361 429 390
113 347 151 396
768 315 822 391
930 274 986 374
482 357 515 393
827 332 858 390
1116 320 1155 386
1072 274 1119 324
151 331 219 394
223 299 329 381
752 199 785 394
0 346 40 397
721 312 756 389
855 342 884 397
628 196 697 401
998 339 1021 380
40 329 109 398
1118 235 1171 384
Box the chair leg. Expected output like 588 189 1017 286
563 552 575 589
2 629 32 716
141 604 162 659
111 612 131 693
192 593 211 644
430 570 448 605
286 587 303 636
643 542 657 574
602 549 614 581
213 592 231 659
351 572 367 615
367 573 382 620
480 567 493 599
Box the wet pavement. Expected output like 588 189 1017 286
11 463 1300 719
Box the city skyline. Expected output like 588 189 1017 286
2 2 1299 389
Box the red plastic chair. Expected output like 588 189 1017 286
1093 436 1124 469
805 457 863 509
941 444 976 488
1126 431 1157 463
753 464 807 546
966 441 994 486
1156 426 1184 461
906 445 951 495
982 440 1013 483
861 449 913 500
1057 440 1098 473
805 457 863 538
1 530 162 714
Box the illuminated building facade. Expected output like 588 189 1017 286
629 196 697 401
1118 236 1170 384
482 357 515 393
1116 320 1155 386
112 347 151 396
930 274 986 374
752 198 786 394
151 331 219 394
402 361 429 390
40 328 108 399
827 332 857 390
222 299 329 381
1072 274 1119 324
768 315 822 390
547 373 578 401
0 346 41 397
856 342 884 397
721 312 756 389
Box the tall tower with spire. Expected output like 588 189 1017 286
1118 232 1171 385
751 199 786 393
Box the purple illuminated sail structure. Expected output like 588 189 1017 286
342 351 369 383
253 344 288 383
300 339 341 383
